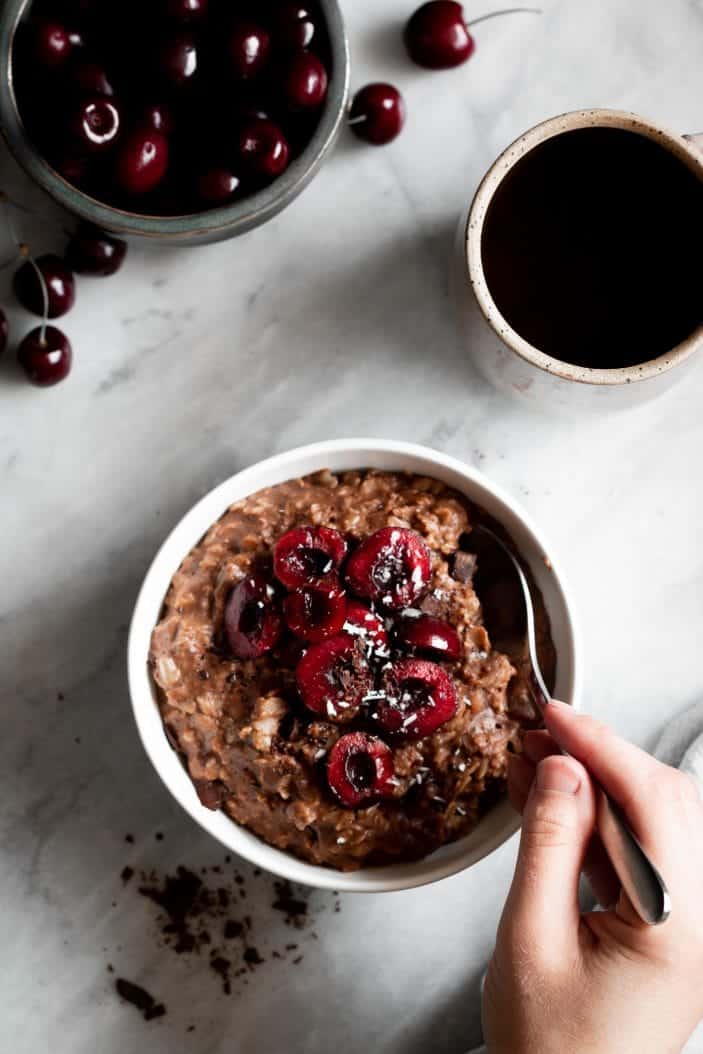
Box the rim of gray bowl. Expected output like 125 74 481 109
0 0 350 245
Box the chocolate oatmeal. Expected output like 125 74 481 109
149 469 555 870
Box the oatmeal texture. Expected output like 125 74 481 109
150 470 555 870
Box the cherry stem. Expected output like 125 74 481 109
469 7 542 28
347 114 368 126
26 255 50 344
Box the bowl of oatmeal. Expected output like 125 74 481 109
128 439 581 891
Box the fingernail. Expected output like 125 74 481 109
536 757 581 795
547 699 573 714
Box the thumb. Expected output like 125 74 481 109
501 754 596 953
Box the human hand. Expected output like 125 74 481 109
482 701 703 1054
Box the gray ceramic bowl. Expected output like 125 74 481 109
0 0 350 245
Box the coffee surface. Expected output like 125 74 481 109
481 127 703 369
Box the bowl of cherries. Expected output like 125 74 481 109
0 0 350 244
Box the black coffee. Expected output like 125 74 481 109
481 127 703 369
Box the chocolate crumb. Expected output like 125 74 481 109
121 866 134 885
115 978 166 1021
210 956 232 994
224 855 231 864
292 955 303 965
285 943 298 951
107 964 114 973
253 868 261 877
224 919 243 940
243 946 263 967
155 832 164 841
74 737 81 745
272 950 281 959
272 881 307 925
124 834 134 844
235 875 244 885
187 1025 195 1032
57 692 64 701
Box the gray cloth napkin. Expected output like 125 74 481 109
466 701 703 1054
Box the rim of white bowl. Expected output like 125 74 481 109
127 439 583 892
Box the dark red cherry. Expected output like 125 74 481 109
374 659 457 739
349 83 406 145
224 575 282 659
296 635 374 722
116 129 169 194
139 103 174 136
238 119 290 180
404 1 474 68
395 613 462 661
159 33 198 88
284 585 347 642
274 525 347 589
18 326 72 387
284 51 328 109
405 2 539 68
197 167 241 206
227 22 271 79
73 61 115 96
326 732 395 808
345 527 431 609
30 19 74 68
14 254 76 319
166 0 208 18
275 3 317 50
71 96 121 150
343 601 389 649
65 223 127 277
0 310 7 356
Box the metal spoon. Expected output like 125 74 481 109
472 523 671 926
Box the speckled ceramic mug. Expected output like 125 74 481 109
452 109 703 413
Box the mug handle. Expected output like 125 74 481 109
684 132 703 151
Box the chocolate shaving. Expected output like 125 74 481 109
115 978 166 1021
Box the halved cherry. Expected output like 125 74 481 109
344 527 431 609
296 635 373 723
274 525 347 589
395 613 462 661
327 732 395 808
374 658 457 739
284 585 347 642
224 574 282 659
343 601 389 648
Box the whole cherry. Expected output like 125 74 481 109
139 103 175 137
116 129 169 194
159 33 198 88
349 83 406 146
14 254 76 319
227 22 271 79
65 223 127 277
166 0 208 18
18 326 72 387
30 19 76 68
238 118 290 180
404 1 540 69
284 51 328 109
275 3 317 50
197 168 241 206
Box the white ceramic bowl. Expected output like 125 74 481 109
127 439 582 892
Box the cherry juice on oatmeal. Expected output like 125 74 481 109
149 469 555 871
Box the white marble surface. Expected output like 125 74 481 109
2 0 703 1050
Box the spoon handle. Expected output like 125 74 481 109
596 788 671 924
474 526 671 926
